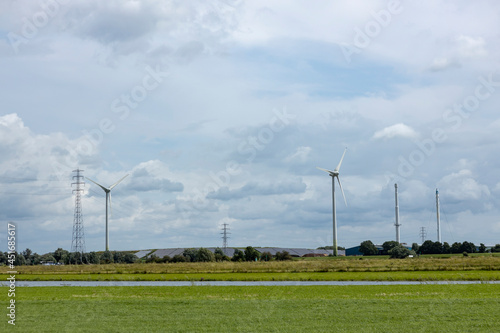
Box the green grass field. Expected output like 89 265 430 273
1 284 499 332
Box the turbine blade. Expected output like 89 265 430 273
86 177 109 192
316 167 335 174
337 176 348 207
109 174 129 190
334 147 347 173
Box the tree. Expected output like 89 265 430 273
22 248 33 264
182 248 198 262
171 254 187 263
260 251 273 261
231 249 245 262
317 246 345 250
31 253 41 265
244 246 261 261
419 240 435 255
68 252 82 265
14 253 26 266
123 253 138 264
214 248 230 262
388 244 414 259
359 240 378 256
100 251 114 264
197 248 215 262
451 242 462 254
430 241 444 254
275 251 292 261
382 241 400 255
53 248 69 263
491 244 500 253
478 243 486 253
113 252 125 263
145 254 159 263
411 243 420 253
88 252 100 264
442 242 451 254
41 253 56 264
460 241 476 254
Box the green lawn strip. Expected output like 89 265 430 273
1 284 499 332
3 270 500 281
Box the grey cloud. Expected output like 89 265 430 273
207 180 306 200
128 168 183 193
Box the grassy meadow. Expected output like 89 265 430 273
2 255 500 281
1 284 499 332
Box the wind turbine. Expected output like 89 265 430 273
86 174 129 252
317 148 348 256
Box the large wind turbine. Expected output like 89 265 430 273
317 148 348 256
86 174 129 251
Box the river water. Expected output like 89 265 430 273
1 281 498 287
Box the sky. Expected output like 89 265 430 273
1 0 500 255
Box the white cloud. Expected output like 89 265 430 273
438 170 490 201
456 35 487 58
373 123 418 140
428 57 461 72
284 146 311 163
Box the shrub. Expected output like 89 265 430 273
260 251 273 261
275 251 292 261
231 249 245 262
388 245 415 259
171 254 187 263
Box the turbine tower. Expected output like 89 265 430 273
71 169 86 256
436 188 441 243
86 174 129 251
394 183 401 243
317 147 348 257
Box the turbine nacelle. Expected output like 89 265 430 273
316 167 338 177
317 147 348 207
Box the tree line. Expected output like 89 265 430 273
146 246 293 263
0 248 137 266
0 246 294 266
359 240 500 258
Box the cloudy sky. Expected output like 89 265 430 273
1 0 499 254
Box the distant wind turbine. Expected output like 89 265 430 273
317 148 348 256
86 174 129 251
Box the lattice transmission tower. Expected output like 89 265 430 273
221 223 230 255
71 169 86 255
419 227 427 244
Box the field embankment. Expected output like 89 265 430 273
2 256 500 281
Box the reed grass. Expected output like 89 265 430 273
3 255 499 274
